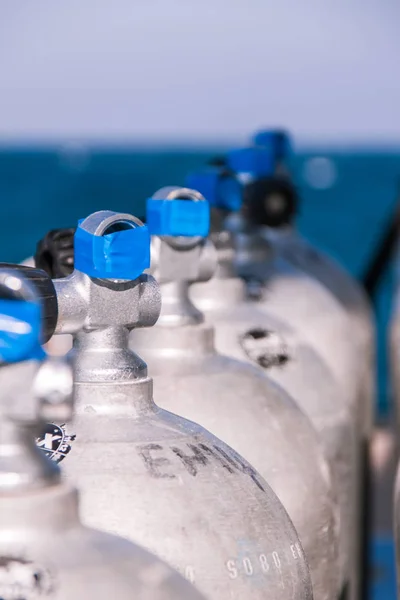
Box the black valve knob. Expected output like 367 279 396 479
35 228 76 279
244 176 298 228
0 264 58 343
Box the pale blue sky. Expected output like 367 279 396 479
0 0 399 145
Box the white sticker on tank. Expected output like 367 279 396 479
0 557 55 599
239 328 290 369
36 423 76 464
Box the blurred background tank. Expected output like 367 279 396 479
132 185 341 600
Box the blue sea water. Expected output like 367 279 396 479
0 145 398 597
0 145 398 414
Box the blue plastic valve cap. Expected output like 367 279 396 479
185 171 242 213
252 129 292 161
0 299 45 363
74 219 151 280
146 197 210 238
226 147 274 178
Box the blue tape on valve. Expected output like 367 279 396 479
185 172 219 205
74 224 151 280
0 300 45 363
146 198 210 237
185 171 242 213
252 129 292 161
227 147 274 177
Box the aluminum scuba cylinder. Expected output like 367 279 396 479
186 170 358 599
187 166 364 600
131 186 340 600
221 148 364 446
0 267 205 600
229 141 375 600
30 209 313 600
244 134 375 438
187 160 362 414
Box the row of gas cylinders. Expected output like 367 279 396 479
0 131 378 600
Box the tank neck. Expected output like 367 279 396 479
0 484 81 533
190 229 248 311
158 280 204 327
70 327 158 416
138 276 218 358
132 321 216 361
191 275 246 311
74 375 158 418
70 326 148 384
0 362 60 496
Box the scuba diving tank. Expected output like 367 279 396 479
224 148 365 449
185 169 358 600
231 140 375 600
187 164 364 600
29 209 313 600
246 133 375 435
131 185 340 600
187 156 362 410
0 268 206 600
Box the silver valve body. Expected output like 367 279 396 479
53 211 161 383
55 211 160 335
132 187 340 600
37 208 314 600
0 267 205 600
148 186 217 327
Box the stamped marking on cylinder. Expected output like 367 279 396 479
137 444 176 479
290 543 303 560
171 444 209 476
272 551 281 569
226 550 285 581
239 328 289 368
259 554 270 572
36 424 76 463
0 556 55 599
137 441 267 491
